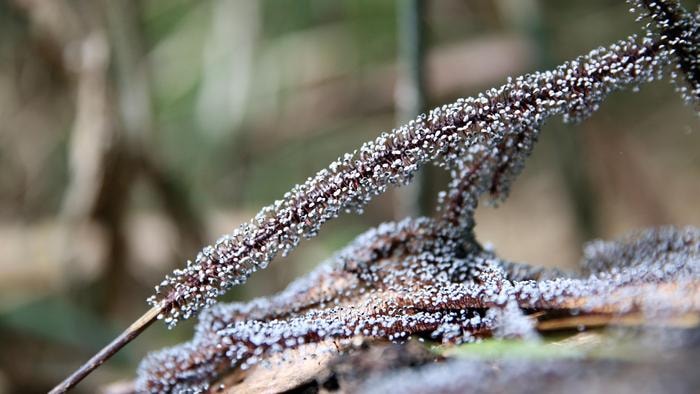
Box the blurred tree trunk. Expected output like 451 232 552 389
16 0 205 317
394 0 430 219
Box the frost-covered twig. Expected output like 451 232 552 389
150 31 671 328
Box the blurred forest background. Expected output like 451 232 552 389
0 0 698 392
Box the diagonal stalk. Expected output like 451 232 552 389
49 305 163 394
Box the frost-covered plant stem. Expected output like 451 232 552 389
151 34 670 327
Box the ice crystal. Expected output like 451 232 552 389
631 0 700 107
137 1 700 392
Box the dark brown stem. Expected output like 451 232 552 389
48 305 163 394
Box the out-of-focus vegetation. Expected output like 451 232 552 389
0 0 697 392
